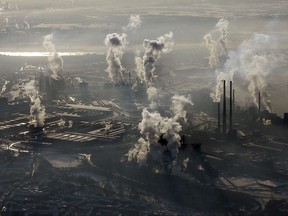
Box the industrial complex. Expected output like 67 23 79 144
0 1 288 215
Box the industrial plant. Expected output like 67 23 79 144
0 0 288 215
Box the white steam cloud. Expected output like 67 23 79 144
104 33 127 84
135 32 174 88
134 52 145 83
123 15 142 31
128 93 192 167
1 80 9 96
30 97 46 127
210 72 228 103
204 18 229 68
210 33 276 110
171 95 193 122
43 34 63 80
24 80 38 102
146 86 159 110
127 109 182 167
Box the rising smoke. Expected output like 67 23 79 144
0 80 9 96
204 18 229 68
171 95 193 122
135 32 174 88
211 33 275 110
210 71 228 103
123 15 142 32
128 93 192 168
24 80 39 102
30 97 46 127
134 52 145 83
146 86 159 110
127 108 182 167
43 34 63 80
23 79 46 127
104 33 127 84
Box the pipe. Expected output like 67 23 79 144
218 102 221 131
182 134 186 145
258 92 261 115
223 80 226 135
229 81 233 131
233 89 235 112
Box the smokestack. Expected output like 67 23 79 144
218 102 221 132
229 81 233 131
258 92 261 115
233 89 235 112
182 134 186 146
223 80 226 135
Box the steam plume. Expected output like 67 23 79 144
123 15 142 31
134 52 145 82
127 109 182 166
139 32 174 87
210 33 275 110
43 34 63 79
1 80 9 96
204 18 229 68
171 95 193 122
146 86 159 110
24 80 38 101
23 20 30 29
228 34 274 109
104 33 127 84
30 97 46 127
128 93 192 167
210 71 228 103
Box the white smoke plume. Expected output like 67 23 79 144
171 95 193 122
8 80 38 102
30 97 46 127
140 32 174 87
58 119 66 127
1 80 9 96
104 33 127 84
123 15 142 31
24 80 38 102
43 34 63 80
211 33 275 110
127 109 182 167
23 20 30 30
210 71 229 103
231 34 275 110
146 86 159 110
134 52 145 83
204 18 229 68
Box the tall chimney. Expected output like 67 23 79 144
258 92 261 115
233 89 235 112
223 80 226 135
182 134 186 146
229 81 233 131
218 102 221 132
